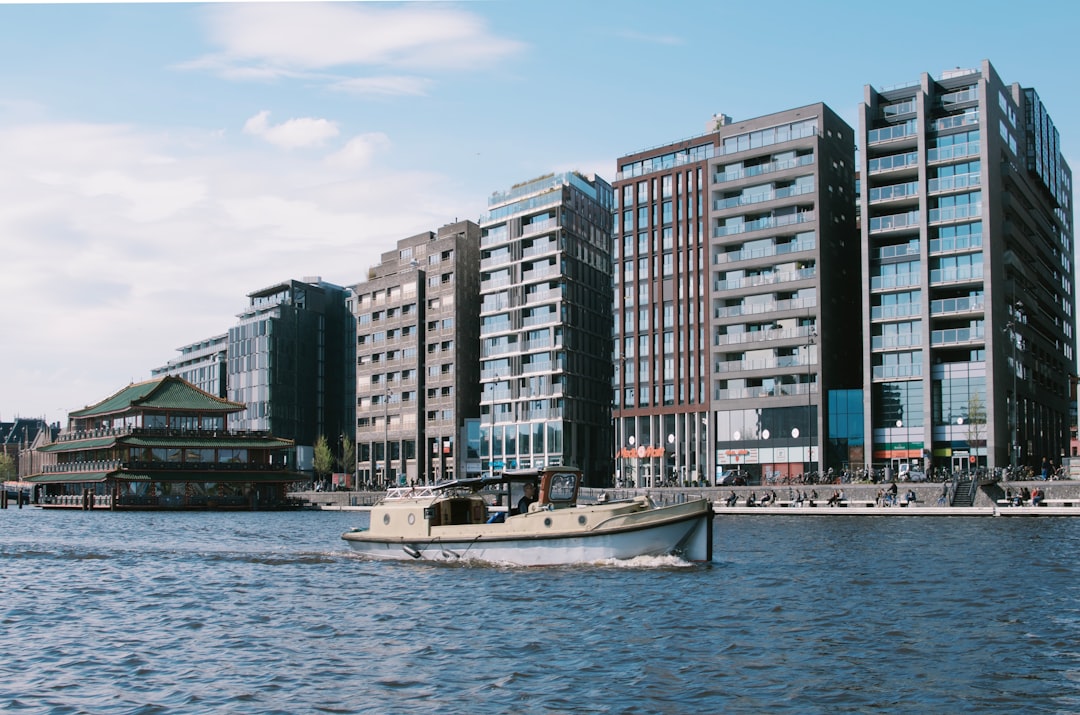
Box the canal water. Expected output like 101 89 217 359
1 508 1078 714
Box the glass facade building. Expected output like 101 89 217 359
859 60 1074 473
478 172 614 485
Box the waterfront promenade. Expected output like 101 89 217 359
289 479 1080 516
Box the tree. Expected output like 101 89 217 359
0 453 15 481
339 434 355 477
313 435 334 483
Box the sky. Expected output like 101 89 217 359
1 0 1077 426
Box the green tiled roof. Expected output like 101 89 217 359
120 471 298 484
39 434 295 453
26 471 113 484
70 376 244 418
123 436 295 449
28 470 300 485
38 437 118 453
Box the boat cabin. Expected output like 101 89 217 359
418 467 581 527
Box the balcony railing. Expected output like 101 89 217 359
714 210 816 238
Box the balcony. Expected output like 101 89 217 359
713 182 815 211
929 266 984 286
928 203 983 225
927 141 980 164
868 210 920 233
713 266 816 293
714 210 816 238
713 154 814 184
868 120 918 147
712 236 816 266
930 325 984 347
930 295 984 316
928 173 980 195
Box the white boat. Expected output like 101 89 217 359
341 467 713 565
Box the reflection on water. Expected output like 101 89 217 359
2 509 1079 714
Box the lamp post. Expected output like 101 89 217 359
489 373 499 479
1007 301 1022 472
384 388 393 488
667 433 676 487
806 324 816 478
627 435 636 488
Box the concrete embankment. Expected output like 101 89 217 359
290 481 1080 516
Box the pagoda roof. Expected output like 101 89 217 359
26 469 301 484
38 433 295 454
69 377 244 419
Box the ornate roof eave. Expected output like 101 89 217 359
69 376 245 420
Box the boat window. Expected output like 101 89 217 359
547 473 577 502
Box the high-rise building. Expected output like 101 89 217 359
352 221 481 487
614 104 860 486
859 60 1074 474
478 172 614 485
228 278 354 471
151 334 229 398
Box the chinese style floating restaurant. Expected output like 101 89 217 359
27 377 304 510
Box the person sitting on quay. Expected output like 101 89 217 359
760 491 773 507
809 489 818 507
1032 487 1044 506
905 489 917 506
746 491 757 507
725 491 739 507
826 490 842 507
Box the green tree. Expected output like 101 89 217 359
339 434 355 476
0 453 15 481
313 434 334 482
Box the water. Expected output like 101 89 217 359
2 509 1079 715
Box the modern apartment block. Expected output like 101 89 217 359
151 334 229 398
859 60 1074 473
614 104 860 486
227 278 354 471
353 221 481 487
478 172 614 485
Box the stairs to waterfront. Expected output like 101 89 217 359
951 479 975 507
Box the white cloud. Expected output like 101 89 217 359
331 75 433 97
243 110 340 149
0 116 475 424
187 4 523 87
325 133 392 169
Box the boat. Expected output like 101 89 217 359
341 466 713 565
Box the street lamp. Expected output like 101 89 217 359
489 372 499 479
667 433 676 487
1007 301 1023 472
384 388 393 488
806 324 816 478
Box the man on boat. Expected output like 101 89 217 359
517 482 538 515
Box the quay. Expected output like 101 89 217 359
288 480 1080 517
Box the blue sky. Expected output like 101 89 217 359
1 0 1077 425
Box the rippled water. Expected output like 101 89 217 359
2 508 1079 714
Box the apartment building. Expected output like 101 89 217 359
151 334 229 398
353 221 481 487
478 172 614 485
860 60 1074 473
227 278 354 471
614 104 860 486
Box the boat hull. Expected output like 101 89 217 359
342 499 713 566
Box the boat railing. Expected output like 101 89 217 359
383 486 440 500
